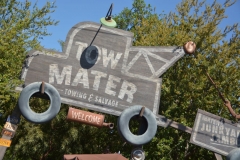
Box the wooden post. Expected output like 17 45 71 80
214 153 223 160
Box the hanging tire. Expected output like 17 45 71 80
117 105 157 146
227 148 240 160
18 82 61 124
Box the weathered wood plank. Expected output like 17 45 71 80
190 109 239 156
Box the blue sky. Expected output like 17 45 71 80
28 0 240 51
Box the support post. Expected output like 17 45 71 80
0 105 21 160
215 153 223 160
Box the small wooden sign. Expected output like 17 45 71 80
0 138 11 147
190 109 240 156
16 21 185 126
4 122 18 132
1 129 15 138
67 107 105 127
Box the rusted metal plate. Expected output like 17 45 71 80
190 109 240 156
67 107 104 127
1 129 15 138
16 22 185 126
0 138 11 147
3 122 17 132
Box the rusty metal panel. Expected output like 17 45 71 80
190 109 240 156
66 107 104 127
1 129 15 138
16 22 185 126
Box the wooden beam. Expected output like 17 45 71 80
167 119 192 134
214 153 223 160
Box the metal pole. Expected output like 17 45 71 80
0 135 11 160
0 105 21 160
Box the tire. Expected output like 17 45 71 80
227 148 240 160
117 105 157 146
80 46 99 69
18 82 61 124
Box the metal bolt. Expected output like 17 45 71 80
131 148 145 160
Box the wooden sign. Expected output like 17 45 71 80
67 107 105 127
0 138 11 147
4 122 18 132
190 109 240 156
16 22 185 126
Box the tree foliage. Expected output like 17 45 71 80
115 0 240 159
0 0 58 115
1 0 240 159
0 0 58 159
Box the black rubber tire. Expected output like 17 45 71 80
117 105 157 146
85 46 99 64
227 148 240 160
18 82 61 124
80 46 99 69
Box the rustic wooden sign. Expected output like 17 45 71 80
190 109 240 156
16 22 185 126
67 107 105 127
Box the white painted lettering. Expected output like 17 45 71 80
118 80 137 103
206 124 211 132
222 136 229 144
102 48 122 69
72 68 89 88
201 123 205 131
91 70 107 91
95 96 99 102
72 90 77 97
231 129 236 137
105 75 121 96
212 125 218 134
75 42 88 60
237 130 240 137
98 97 102 103
72 111 78 119
49 64 72 85
108 100 112 106
225 128 230 136
230 137 235 145
219 126 224 135
104 98 109 104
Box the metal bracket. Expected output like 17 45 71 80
139 106 145 117
41 81 45 94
